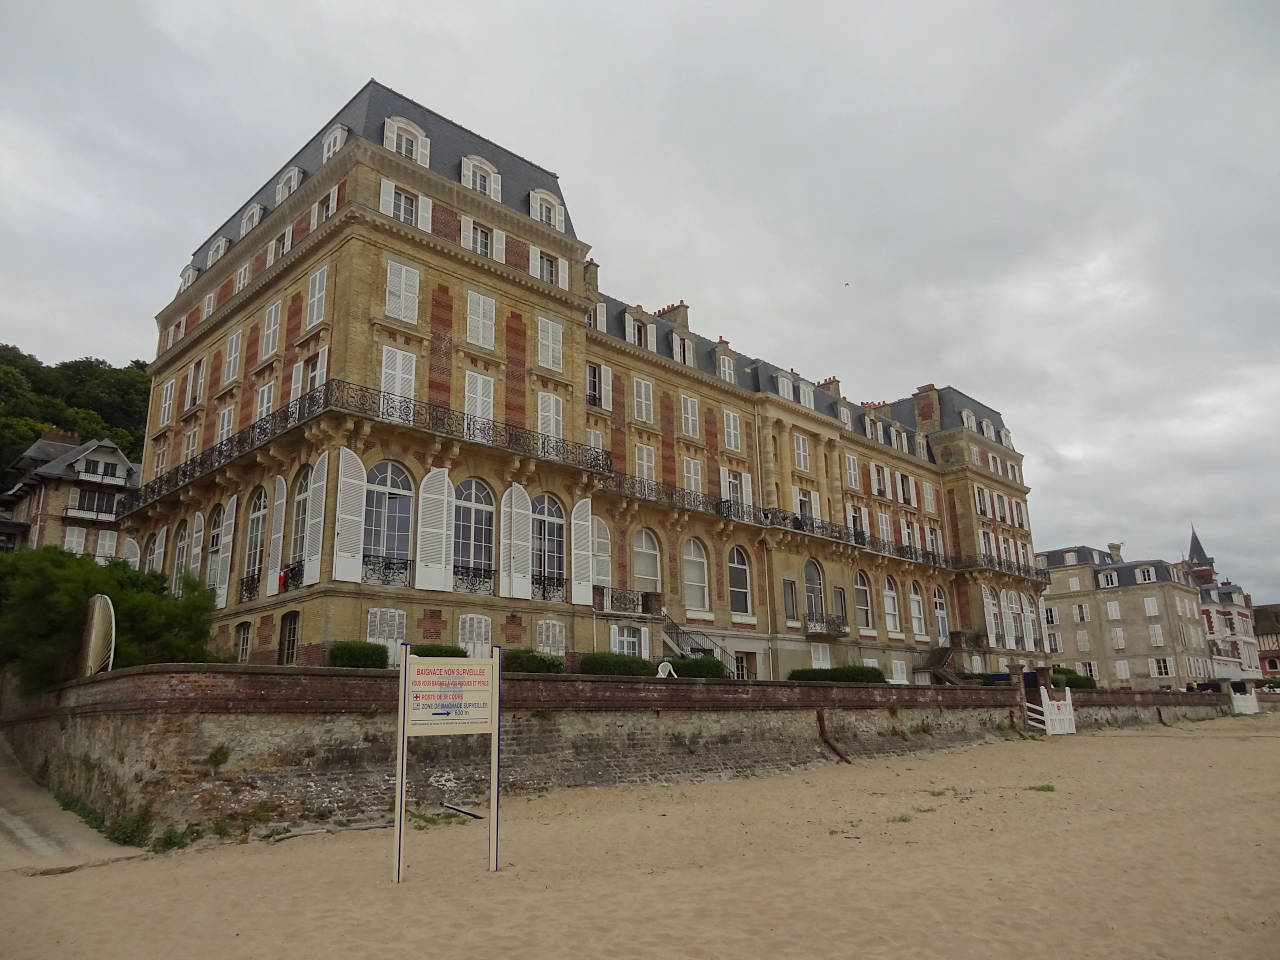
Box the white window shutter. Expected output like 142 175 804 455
640 627 650 660
556 205 565 232
595 302 606 327
1148 658 1158 677
266 240 275 267
645 322 656 351
461 156 473 186
494 230 506 264
417 195 432 232
900 518 909 544
538 392 554 435
741 473 753 507
310 202 319 231
328 184 338 213
810 490 821 521
303 451 328 585
719 466 730 499
570 498 592 605
490 172 501 201
460 216 473 251
600 364 612 410
383 121 396 150
290 361 304 402
529 244 540 277
265 475 286 597
379 178 394 216
332 447 365 583
860 506 870 533
402 271 418 324
189 511 204 577
557 257 569 290
529 191 539 217
792 485 802 514
415 466 454 591
283 225 292 253
417 137 430 167
845 503 856 530
380 345 398 396
609 625 620 654
214 496 236 609
500 483 533 599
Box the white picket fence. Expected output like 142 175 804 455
1026 685 1076 735
1230 690 1259 715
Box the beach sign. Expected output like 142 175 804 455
392 644 502 882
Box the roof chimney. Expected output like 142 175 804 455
1108 542 1124 563
653 300 689 330
583 259 599 298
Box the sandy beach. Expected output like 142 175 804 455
3 712 1277 960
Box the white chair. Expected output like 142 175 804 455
656 661 678 678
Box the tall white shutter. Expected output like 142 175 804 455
1148 658 1158 677
493 230 506 264
303 451 328 585
386 262 404 318
332 447 365 583
645 323 656 351
317 346 328 382
283 225 292 253
720 466 730 499
214 497 236 608
557 257 569 290
499 483 533 599
416 467 454 591
416 137 430 167
556 205 565 231
328 184 338 213
309 202 319 231
900 519 910 545
609 625 620 653
741 473 753 507
290 361 304 402
845 503 856 530
190 511 204 576
529 244 540 277
570 498 592 605
379 178 395 216
490 173 501 201
529 191 539 217
383 121 396 150
594 302 606 327
402 268 418 323
809 491 821 521
397 347 415 399
417 194 432 231
792 485 802 514
265 475 286 597
640 627 650 660
460 215 473 251
860 507 870 534
600 364 612 410
153 526 167 575
460 156 473 187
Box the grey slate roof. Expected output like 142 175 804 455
32 439 138 485
936 386 1008 434
1188 527 1212 565
185 79 574 276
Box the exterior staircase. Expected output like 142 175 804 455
924 645 962 685
659 612 749 678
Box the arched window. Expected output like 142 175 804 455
682 540 709 611
728 546 751 615
463 154 499 198
934 587 949 641
883 577 901 633
854 571 873 629
804 560 824 619
962 409 977 431
363 462 413 560
1002 590 1019 648
531 494 565 601
206 505 224 590
983 585 1002 645
909 582 926 635
243 488 268 600
632 529 661 593
591 517 611 586
322 124 349 163
1021 594 1040 649
454 479 495 594
172 521 189 596
290 466 311 565
143 534 158 573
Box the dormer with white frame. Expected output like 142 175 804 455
462 155 501 201
528 188 565 231
206 237 229 268
961 408 977 432
322 123 349 163
382 116 429 167
240 203 263 238
275 166 302 205
178 264 197 293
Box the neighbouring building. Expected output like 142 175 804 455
1183 529 1263 686
116 79 1046 679
1036 542 1209 690
1253 603 1280 678
0 432 140 563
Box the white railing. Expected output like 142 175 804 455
1026 686 1075 735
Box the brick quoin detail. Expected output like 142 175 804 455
184 305 200 334
609 372 627 465
336 179 347 208
751 541 768 614
659 394 676 487
292 210 311 245
417 608 446 642
705 408 721 497
257 614 276 648
432 204 461 245
251 248 268 277
215 277 234 309
428 285 453 406
713 539 726 602
505 236 529 272
505 313 527 426
501 614 525 646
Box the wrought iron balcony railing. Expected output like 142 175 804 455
238 573 260 604
118 379 613 517
586 391 602 408
279 560 305 593
363 553 410 587
806 614 850 638
955 554 1051 583
532 572 566 602
592 586 663 615
453 563 495 595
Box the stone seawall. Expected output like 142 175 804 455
0 665 1248 835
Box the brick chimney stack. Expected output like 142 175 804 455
583 259 599 298
817 375 841 397
654 300 689 331
1108 542 1124 563
912 383 940 434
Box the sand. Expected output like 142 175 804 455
3 712 1278 960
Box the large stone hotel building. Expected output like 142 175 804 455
118 80 1047 681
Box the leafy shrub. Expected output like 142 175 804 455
105 808 153 847
1062 675 1096 690
410 644 468 658
503 649 564 673
788 665 886 684
578 652 656 676
327 641 389 669
665 656 726 678
1052 665 1078 676
955 671 991 683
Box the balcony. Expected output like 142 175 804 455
806 614 850 638
593 586 663 615
363 553 410 587
586 391 602 408
64 508 117 522
239 574 260 604
77 471 125 486
453 563 495 595
278 560 305 593
531 573 566 603
955 554 1051 583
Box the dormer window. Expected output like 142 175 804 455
240 204 262 238
863 415 873 437
719 355 736 384
876 421 887 445
462 156 501 201
275 167 302 205
981 419 995 440
528 189 565 231
797 383 814 409
382 117 429 167
1001 428 1014 449
962 409 977 431
322 124 348 163
1064 551 1077 565
1101 571 1117 588
776 375 794 401
207 238 229 268
178 265 197 293
916 435 928 459
839 407 851 429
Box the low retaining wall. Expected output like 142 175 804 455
0 665 1242 835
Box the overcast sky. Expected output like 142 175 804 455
2 1 1276 599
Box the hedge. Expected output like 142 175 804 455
503 649 564 673
578 652 656 676
664 656 727 679
787 665 886 684
1061 675 1097 689
410 644 468 658
327 641 389 669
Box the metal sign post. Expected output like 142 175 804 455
393 644 502 883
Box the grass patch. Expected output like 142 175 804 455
407 808 466 831
259 827 291 841
54 790 106 831
105 808 153 847
1026 783 1056 792
927 789 947 797
212 819 231 839
887 813 913 823
913 806 936 814
152 825 196 853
